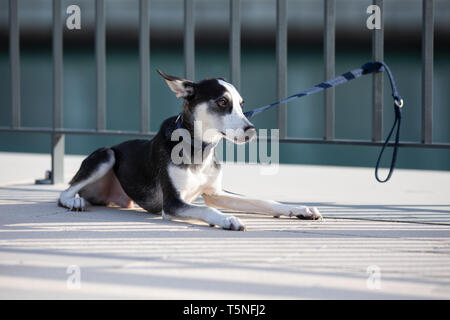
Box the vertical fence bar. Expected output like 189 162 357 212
229 0 241 90
96 0 106 131
276 0 287 138
139 0 150 133
422 0 434 144
372 0 383 142
324 0 335 140
9 0 20 128
184 0 195 80
53 0 63 132
52 0 64 184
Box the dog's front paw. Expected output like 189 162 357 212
289 206 322 220
222 215 247 231
60 197 86 212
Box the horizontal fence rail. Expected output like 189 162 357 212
1 0 449 185
1 125 449 149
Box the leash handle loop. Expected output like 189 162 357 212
374 105 402 183
372 62 404 183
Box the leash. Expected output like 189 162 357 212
244 61 403 183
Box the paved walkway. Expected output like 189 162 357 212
0 152 449 299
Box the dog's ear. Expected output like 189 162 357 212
157 70 195 99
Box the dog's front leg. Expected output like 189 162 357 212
203 191 322 220
162 197 246 231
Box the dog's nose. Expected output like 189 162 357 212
244 125 256 142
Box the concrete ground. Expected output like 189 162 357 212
0 151 449 299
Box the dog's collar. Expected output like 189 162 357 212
174 114 218 151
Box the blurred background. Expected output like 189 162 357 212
0 0 449 170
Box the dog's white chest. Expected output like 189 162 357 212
168 162 221 203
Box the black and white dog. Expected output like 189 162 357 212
58 71 322 231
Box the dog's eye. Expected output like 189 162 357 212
240 100 244 107
217 98 228 107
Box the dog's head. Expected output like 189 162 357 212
158 70 256 144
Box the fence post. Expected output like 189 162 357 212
96 0 106 131
184 0 195 80
51 0 64 184
372 0 384 142
230 0 241 90
276 0 287 138
324 0 335 140
9 0 20 129
422 0 434 144
139 0 150 133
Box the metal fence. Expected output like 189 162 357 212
0 0 448 184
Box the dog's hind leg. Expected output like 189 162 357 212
58 148 115 211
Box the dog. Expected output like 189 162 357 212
58 71 322 231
